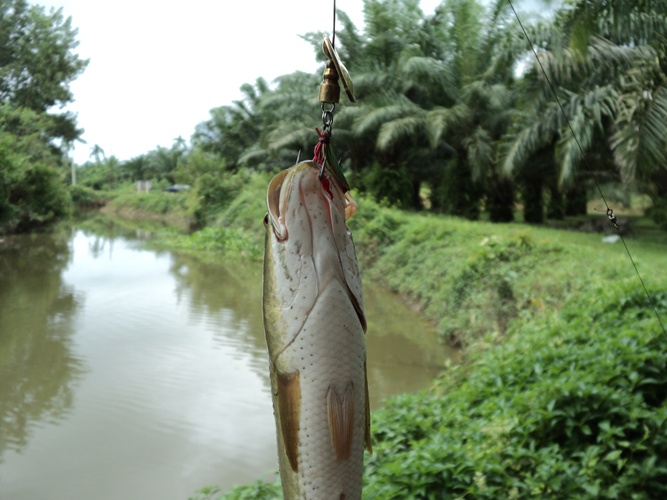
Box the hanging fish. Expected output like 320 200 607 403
262 161 371 499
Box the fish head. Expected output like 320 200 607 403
265 161 357 242
263 161 366 363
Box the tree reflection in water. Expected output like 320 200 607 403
0 227 84 459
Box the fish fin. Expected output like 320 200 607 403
364 363 372 454
347 287 367 334
327 383 355 461
277 370 301 472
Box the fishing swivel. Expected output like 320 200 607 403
319 35 356 107
317 34 355 144
313 34 355 194
607 208 619 230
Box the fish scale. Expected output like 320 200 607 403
263 161 370 499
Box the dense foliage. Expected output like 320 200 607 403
215 282 667 499
0 0 87 233
79 0 667 230
364 284 667 498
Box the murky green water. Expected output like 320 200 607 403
0 221 453 499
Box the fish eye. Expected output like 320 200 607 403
263 213 269 227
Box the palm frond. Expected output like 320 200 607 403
399 55 458 103
536 36 658 87
426 104 472 147
377 115 426 151
353 95 420 136
463 126 494 182
501 101 562 175
237 144 268 168
612 84 667 184
266 126 313 154
556 106 594 184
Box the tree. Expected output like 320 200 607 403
334 0 518 218
89 144 106 164
192 78 272 171
502 0 667 213
0 105 71 232
0 1 87 232
0 0 88 147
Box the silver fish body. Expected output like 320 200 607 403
262 161 371 499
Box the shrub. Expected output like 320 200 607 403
364 283 667 499
1 162 71 233
192 171 248 225
215 284 667 500
69 184 105 208
348 195 406 268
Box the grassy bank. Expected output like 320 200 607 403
214 282 666 499
100 174 667 498
120 172 665 348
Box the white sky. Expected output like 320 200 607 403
36 0 544 165
35 0 441 164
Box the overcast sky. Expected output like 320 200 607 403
35 0 545 165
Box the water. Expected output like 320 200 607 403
0 221 452 499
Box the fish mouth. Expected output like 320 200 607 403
266 162 328 241
266 168 292 241
265 161 357 241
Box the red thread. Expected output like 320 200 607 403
313 127 329 164
320 173 334 200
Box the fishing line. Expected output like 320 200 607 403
507 0 667 338
332 0 337 48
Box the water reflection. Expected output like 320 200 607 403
0 228 84 460
165 237 453 408
169 254 266 356
0 220 453 499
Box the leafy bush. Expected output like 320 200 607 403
69 184 105 207
364 283 667 499
348 194 406 268
108 185 189 216
215 284 667 499
212 171 272 232
216 479 281 500
192 171 250 225
0 107 72 233
362 162 414 209
0 160 71 233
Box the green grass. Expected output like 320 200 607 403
347 196 666 347
102 182 196 228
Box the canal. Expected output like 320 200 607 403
0 220 452 499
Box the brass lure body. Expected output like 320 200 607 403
263 161 371 499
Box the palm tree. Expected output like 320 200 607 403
192 78 272 171
89 144 106 164
342 0 519 218
502 0 667 216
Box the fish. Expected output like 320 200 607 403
262 161 371 499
